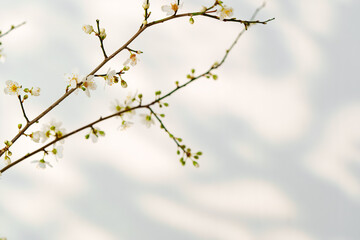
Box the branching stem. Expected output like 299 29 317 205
0 4 273 172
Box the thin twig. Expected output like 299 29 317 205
96 19 108 58
17 95 30 123
0 22 26 39
148 106 182 149
0 6 273 159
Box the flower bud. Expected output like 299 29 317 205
189 17 194 24
99 28 106 39
143 2 149 10
82 25 94 34
121 80 128 88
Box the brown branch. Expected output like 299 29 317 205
17 95 30 123
0 5 273 166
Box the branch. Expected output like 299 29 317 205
0 22 26 39
17 95 30 123
147 106 182 149
0 5 273 162
95 19 108 58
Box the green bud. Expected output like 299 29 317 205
180 157 185 166
186 74 192 79
160 114 165 118
138 93 143 99
164 103 169 107
194 155 199 159
192 161 199 168
177 138 182 142
85 134 90 139
177 150 180 155
123 66 130 71
23 94 28 100
191 69 195 74
212 74 218 80
18 123 22 129
189 17 194 24
196 151 202 155
99 131 105 136
23 88 29 93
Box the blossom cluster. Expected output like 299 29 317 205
82 24 106 39
3 80 40 98
158 0 233 21
0 0 250 173
28 119 65 169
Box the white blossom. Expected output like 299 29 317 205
52 145 64 161
123 54 139 67
82 75 97 97
88 127 105 143
41 119 66 144
31 159 53 169
65 72 83 89
110 99 123 113
4 80 21 95
82 24 94 34
119 120 133 131
30 87 41 96
104 69 118 86
30 131 41 143
140 113 155 128
217 5 233 21
161 2 182 16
